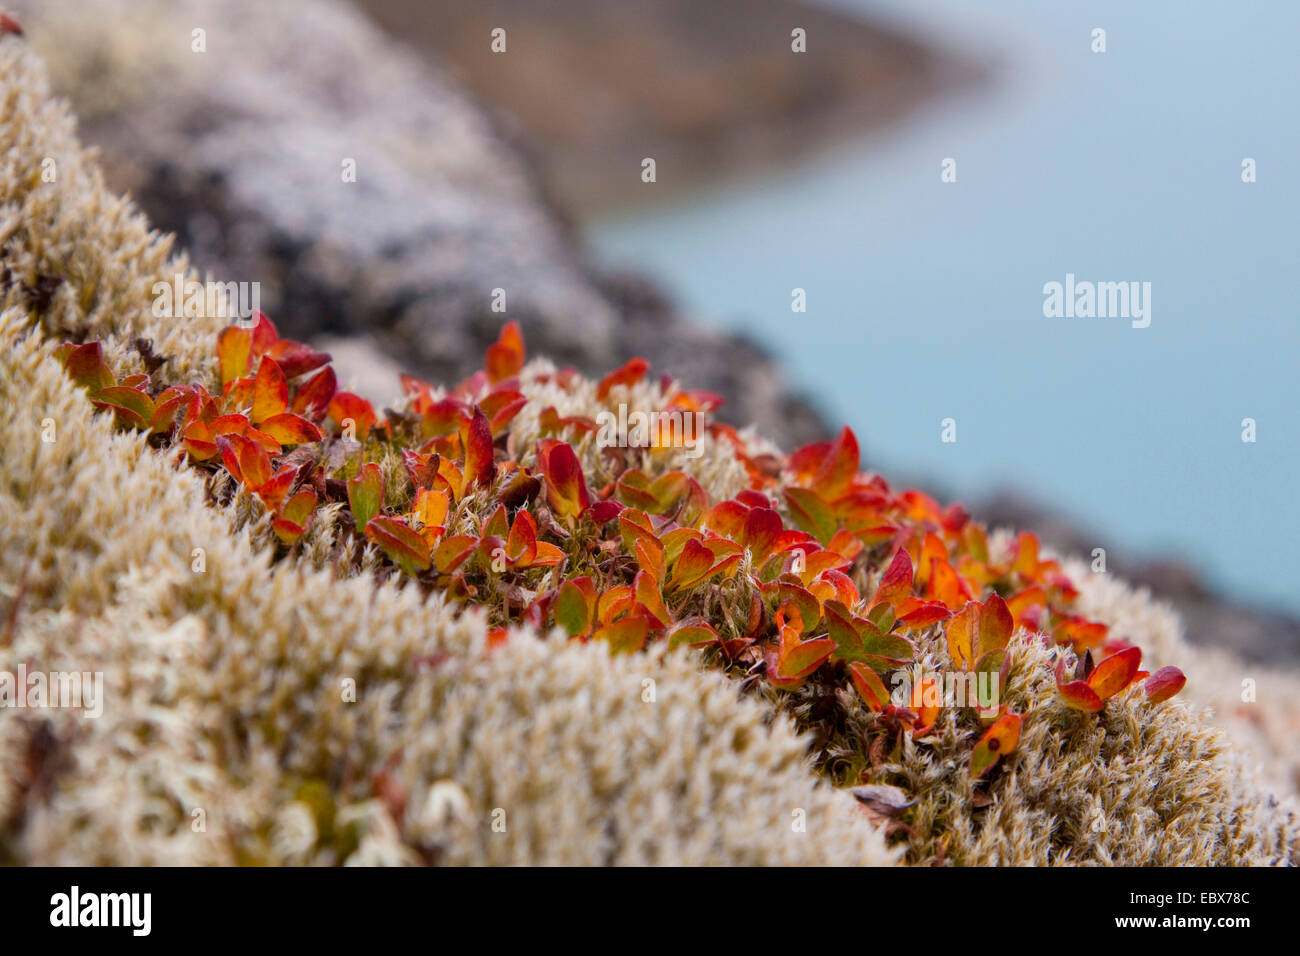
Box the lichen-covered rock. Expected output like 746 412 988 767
7 0 829 450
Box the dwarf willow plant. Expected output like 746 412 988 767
60 317 1185 788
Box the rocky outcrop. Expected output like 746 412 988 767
10 0 839 449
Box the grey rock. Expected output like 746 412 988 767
15 0 832 449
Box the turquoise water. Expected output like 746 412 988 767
586 0 1299 612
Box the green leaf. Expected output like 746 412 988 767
784 487 837 545
347 462 384 531
555 580 591 637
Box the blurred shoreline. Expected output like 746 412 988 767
356 0 988 216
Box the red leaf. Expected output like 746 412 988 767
402 449 440 491
264 339 330 379
461 406 496 489
896 601 952 630
596 357 650 400
585 500 623 524
870 549 914 613
1144 666 1186 704
1087 646 1142 700
813 426 859 498
480 390 527 434
538 439 589 519
291 366 337 420
667 537 717 591
64 342 115 392
742 507 784 564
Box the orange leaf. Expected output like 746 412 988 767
1057 679 1104 712
849 661 890 711
506 508 539 565
910 675 942 734
217 326 252 388
366 516 432 573
597 586 635 626
251 356 288 423
413 488 449 531
633 569 672 628
812 426 859 498
537 439 589 519
593 616 649 655
183 420 218 460
971 712 1022 777
667 621 718 650
634 536 666 584
485 321 526 383
257 412 322 446
777 630 835 681
433 535 477 573
1086 646 1142 700
596 357 650 400
254 465 297 512
531 541 565 566
218 434 272 489
328 391 377 440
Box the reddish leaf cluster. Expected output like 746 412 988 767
60 317 1185 792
